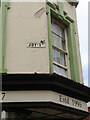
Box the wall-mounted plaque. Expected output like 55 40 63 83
27 40 46 48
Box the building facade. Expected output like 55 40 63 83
0 0 90 119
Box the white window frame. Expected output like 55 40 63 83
51 18 69 77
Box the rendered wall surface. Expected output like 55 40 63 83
5 2 49 73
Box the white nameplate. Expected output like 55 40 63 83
0 91 88 112
27 41 46 48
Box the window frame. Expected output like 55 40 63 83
51 17 68 75
46 1 80 82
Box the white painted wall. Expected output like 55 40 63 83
5 2 49 73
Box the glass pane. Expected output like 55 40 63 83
61 40 65 50
53 64 67 77
51 21 54 31
54 35 61 48
51 32 54 45
53 23 60 35
53 49 60 64
52 33 62 49
60 27 65 38
60 53 66 66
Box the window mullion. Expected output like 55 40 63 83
52 45 67 54
53 61 67 70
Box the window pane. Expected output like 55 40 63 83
52 33 62 49
60 53 66 66
54 23 60 35
60 27 65 38
53 64 67 77
51 32 54 45
53 49 60 64
51 22 60 36
51 21 54 31
62 40 65 50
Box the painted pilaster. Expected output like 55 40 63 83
67 22 80 82
0 1 10 73
46 4 53 73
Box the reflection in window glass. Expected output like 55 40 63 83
53 64 67 77
53 49 60 64
60 53 66 66
54 23 60 35
52 33 62 49
60 27 65 38
62 40 65 50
